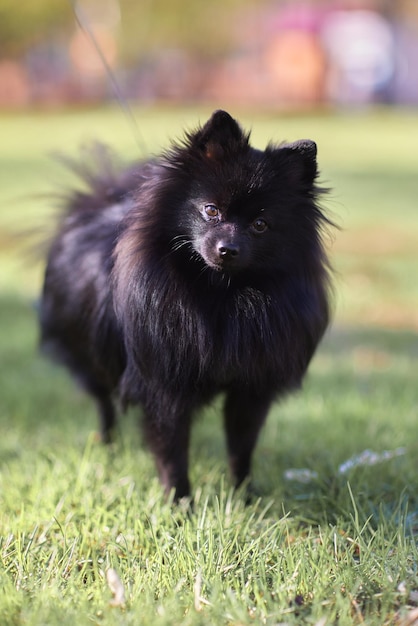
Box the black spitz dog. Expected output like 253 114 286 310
40 110 332 498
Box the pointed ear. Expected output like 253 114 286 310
192 110 249 160
277 139 318 186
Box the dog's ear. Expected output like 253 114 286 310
275 140 318 186
192 110 249 160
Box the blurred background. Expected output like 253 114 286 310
1 0 418 109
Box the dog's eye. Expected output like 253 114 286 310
204 204 219 219
251 218 268 233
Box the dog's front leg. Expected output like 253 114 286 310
224 387 273 489
142 398 192 499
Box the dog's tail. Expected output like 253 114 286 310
22 143 143 263
53 142 142 214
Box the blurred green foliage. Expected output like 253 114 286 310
0 0 72 56
116 0 260 60
0 0 261 60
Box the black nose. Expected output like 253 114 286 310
217 242 240 259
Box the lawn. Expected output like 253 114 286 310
0 106 417 625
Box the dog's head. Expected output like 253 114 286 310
158 111 327 278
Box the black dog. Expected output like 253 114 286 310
40 110 332 498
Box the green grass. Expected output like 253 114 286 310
1 106 418 625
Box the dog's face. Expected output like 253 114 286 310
193 200 269 273
164 111 321 277
188 185 285 275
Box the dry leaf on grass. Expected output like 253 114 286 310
106 567 126 607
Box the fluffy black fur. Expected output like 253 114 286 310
40 110 332 498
